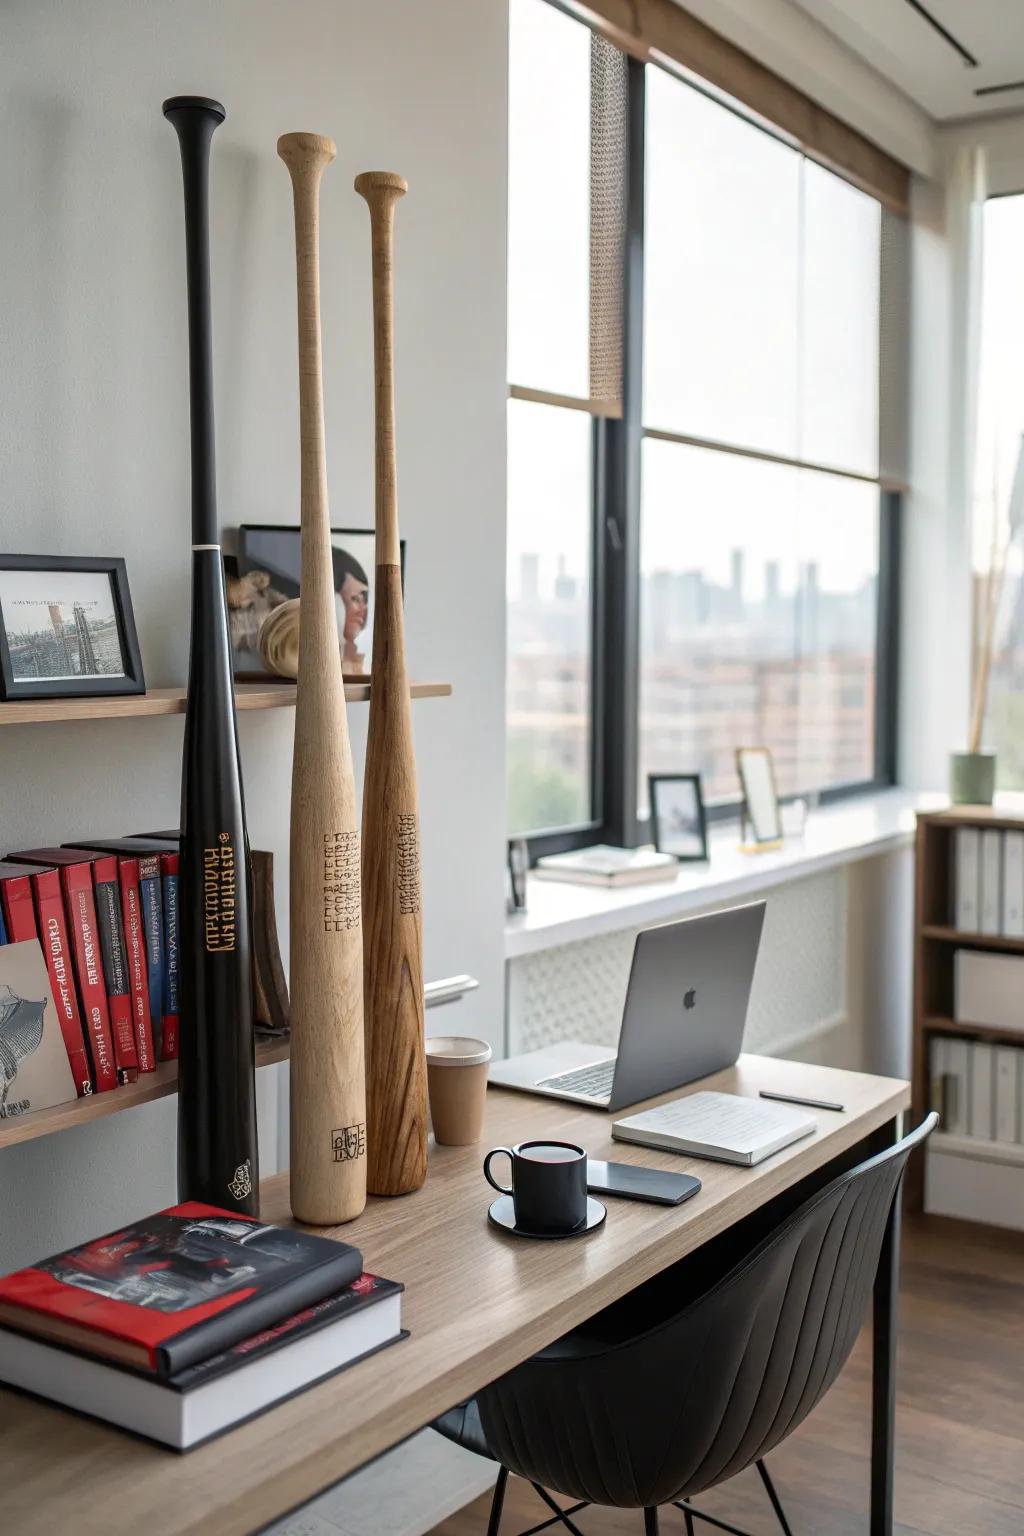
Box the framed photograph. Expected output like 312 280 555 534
233 524 406 680
0 556 144 701
736 746 782 845
648 774 709 862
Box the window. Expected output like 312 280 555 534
507 0 900 845
973 193 1024 789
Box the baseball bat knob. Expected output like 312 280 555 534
278 132 337 172
163 95 226 123
354 171 408 201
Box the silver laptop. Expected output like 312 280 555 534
490 902 766 1112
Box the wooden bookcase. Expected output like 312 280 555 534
909 805 1024 1212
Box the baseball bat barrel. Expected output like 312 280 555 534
355 171 428 1197
164 95 259 1215
279 133 367 1225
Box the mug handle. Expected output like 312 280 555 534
483 1147 514 1195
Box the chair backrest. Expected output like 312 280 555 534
477 1115 936 1510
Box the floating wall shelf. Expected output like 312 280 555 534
0 681 451 726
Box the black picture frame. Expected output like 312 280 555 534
648 773 708 862
233 524 407 681
0 555 145 701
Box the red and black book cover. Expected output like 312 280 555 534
89 856 140 1083
9 851 118 1093
0 1203 364 1378
118 857 156 1073
28 869 94 1097
0 862 42 945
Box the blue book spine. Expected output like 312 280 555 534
137 856 165 1058
0 904 7 944
162 864 179 1015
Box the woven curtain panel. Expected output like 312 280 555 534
589 33 627 410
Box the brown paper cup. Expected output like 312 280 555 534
426 1036 493 1146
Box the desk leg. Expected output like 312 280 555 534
871 1126 902 1536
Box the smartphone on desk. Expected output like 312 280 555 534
587 1160 701 1207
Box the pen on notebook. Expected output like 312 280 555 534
759 1090 845 1113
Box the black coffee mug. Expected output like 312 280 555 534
484 1140 587 1234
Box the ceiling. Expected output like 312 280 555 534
790 1 1024 121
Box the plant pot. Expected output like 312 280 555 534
949 751 996 806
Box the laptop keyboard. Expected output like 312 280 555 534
537 1059 617 1100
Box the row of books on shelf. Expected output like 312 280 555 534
952 826 1024 937
930 1035 1024 1145
0 832 288 1123
0 1203 404 1450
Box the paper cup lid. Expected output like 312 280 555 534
425 1035 492 1067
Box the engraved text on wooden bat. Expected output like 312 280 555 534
323 831 361 932
396 814 421 916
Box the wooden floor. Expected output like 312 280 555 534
428 1214 1024 1536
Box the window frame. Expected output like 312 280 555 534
514 31 902 859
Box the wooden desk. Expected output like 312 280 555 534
0 1055 908 1536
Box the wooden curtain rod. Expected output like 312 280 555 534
559 0 911 216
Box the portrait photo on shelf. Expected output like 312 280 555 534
648 773 709 862
0 555 145 702
229 524 406 680
736 745 783 846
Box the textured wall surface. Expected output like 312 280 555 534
0 0 507 1275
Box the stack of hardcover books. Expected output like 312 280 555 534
0 1204 403 1449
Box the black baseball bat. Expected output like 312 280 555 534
164 95 259 1216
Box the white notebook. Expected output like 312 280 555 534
612 1091 817 1167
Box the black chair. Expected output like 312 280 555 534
436 1114 936 1535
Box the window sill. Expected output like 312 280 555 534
504 787 949 959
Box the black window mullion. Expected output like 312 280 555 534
599 53 645 850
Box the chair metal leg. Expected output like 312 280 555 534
755 1461 794 1536
672 1502 755 1536
644 1510 660 1535
486 1466 509 1536
528 1483 589 1536
682 1510 695 1536
872 1166 901 1536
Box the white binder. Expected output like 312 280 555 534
954 827 980 931
980 830 1003 936
969 1042 994 1140
995 1048 1020 1145
1003 832 1024 939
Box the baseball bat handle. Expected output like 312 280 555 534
354 172 407 568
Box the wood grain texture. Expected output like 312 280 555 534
0 1056 908 1536
430 1214 1024 1536
250 850 290 1034
279 132 366 1226
0 681 451 725
355 171 428 1198
0 1038 289 1150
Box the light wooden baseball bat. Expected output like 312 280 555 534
279 133 366 1225
355 171 428 1197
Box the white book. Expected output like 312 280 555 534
954 950 1024 1035
980 830 1003 936
612 1090 816 1167
945 1038 970 1136
1003 832 1024 939
954 827 980 931
534 845 679 888
969 1042 994 1139
995 1048 1020 1145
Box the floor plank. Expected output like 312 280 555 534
426 1214 1024 1536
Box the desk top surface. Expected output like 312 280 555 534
1 1055 908 1536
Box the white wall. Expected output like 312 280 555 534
0 0 508 1274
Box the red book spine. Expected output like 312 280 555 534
119 858 156 1073
90 855 139 1084
31 870 94 1097
60 865 117 1093
1 874 38 943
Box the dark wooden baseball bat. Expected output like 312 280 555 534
355 172 427 1197
279 132 367 1225
164 96 259 1216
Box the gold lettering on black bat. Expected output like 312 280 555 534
396 814 421 916
323 831 360 932
204 832 238 952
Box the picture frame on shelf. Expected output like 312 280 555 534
648 774 708 862
231 524 406 681
0 556 145 702
736 746 783 846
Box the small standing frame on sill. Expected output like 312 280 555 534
736 746 784 852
